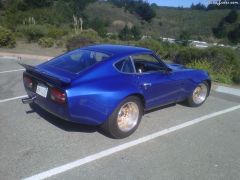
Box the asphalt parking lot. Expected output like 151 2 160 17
0 56 240 180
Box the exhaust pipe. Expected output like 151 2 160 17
22 96 36 104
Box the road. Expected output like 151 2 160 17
0 56 240 180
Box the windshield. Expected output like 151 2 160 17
46 49 110 73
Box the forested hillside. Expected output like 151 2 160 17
0 0 239 41
84 2 239 41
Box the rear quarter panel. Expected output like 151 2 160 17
66 61 141 125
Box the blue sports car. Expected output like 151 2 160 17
21 44 211 138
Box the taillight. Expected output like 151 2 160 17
23 76 33 89
50 88 66 104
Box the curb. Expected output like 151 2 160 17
214 85 240 97
0 52 53 61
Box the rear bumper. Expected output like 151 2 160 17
26 90 71 122
25 90 103 126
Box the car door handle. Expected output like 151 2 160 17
142 83 152 89
143 83 152 86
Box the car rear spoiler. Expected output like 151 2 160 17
19 63 71 86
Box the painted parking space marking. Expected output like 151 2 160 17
0 95 27 103
0 69 24 74
0 56 19 60
23 104 240 180
216 86 240 97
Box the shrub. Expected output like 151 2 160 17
131 26 141 40
107 33 118 40
136 39 185 60
137 39 164 53
119 25 133 41
187 60 213 73
89 17 108 38
119 25 142 41
186 60 234 84
47 26 68 39
66 36 95 51
0 26 16 48
179 47 240 84
232 71 240 84
56 40 64 48
17 25 47 42
66 29 101 51
178 31 191 46
38 37 54 48
175 48 207 64
79 29 100 40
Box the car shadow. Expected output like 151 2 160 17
27 103 98 133
26 101 189 138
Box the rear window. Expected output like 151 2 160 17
46 49 110 73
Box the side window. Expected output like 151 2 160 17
115 57 135 73
132 54 166 73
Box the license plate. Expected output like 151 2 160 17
36 84 48 98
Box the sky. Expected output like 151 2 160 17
148 0 209 7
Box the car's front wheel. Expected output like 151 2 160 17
101 96 143 139
186 81 209 107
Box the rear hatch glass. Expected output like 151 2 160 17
44 49 111 74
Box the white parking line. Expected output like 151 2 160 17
216 86 240 97
0 69 24 74
0 95 27 103
0 56 19 60
23 104 240 180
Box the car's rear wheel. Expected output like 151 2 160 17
186 81 209 107
101 96 143 139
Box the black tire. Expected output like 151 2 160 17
101 96 143 139
186 81 210 107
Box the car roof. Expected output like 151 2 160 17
82 44 153 56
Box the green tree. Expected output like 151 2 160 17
52 0 73 25
212 25 227 38
151 3 158 8
212 20 227 38
119 25 132 41
70 0 97 16
0 0 3 9
90 17 107 37
23 0 53 8
228 24 240 43
131 26 141 40
191 3 206 10
225 10 238 23
119 25 142 41
135 2 156 22
179 31 191 46
109 0 156 22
